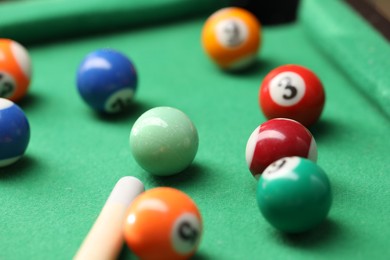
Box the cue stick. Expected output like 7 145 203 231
74 176 144 260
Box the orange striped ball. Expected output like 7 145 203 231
124 187 202 260
201 7 261 70
0 39 32 102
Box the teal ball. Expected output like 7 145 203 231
130 107 199 176
256 156 332 233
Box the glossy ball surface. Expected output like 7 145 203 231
259 64 325 127
130 107 198 176
201 7 261 70
246 118 317 179
124 187 203 260
0 98 30 167
0 39 32 102
257 156 332 233
76 49 137 113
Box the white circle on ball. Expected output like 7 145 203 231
171 213 202 254
10 41 32 78
269 72 306 107
0 72 17 99
104 88 134 113
215 18 248 48
262 157 300 179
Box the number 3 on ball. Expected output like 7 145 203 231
259 64 325 127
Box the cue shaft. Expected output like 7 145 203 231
74 176 144 260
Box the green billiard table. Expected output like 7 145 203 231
1 0 390 259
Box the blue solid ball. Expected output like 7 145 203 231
76 49 138 113
0 98 30 167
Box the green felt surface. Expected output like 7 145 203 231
0 0 229 44
1 1 390 259
300 0 390 118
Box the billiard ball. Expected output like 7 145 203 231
259 64 325 127
257 156 332 233
76 49 137 113
0 39 32 102
201 7 261 70
124 187 203 260
130 107 199 176
245 118 317 179
0 98 30 167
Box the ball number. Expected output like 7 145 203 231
216 18 248 48
278 77 297 100
224 21 240 46
263 158 287 175
178 221 199 245
269 72 305 107
0 73 16 98
110 98 131 112
263 157 300 179
104 88 134 113
171 213 201 254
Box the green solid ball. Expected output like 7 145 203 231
130 106 199 176
256 156 332 233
